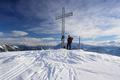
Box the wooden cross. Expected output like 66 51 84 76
56 7 73 48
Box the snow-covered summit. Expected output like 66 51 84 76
0 49 120 80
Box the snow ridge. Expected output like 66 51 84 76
0 49 120 80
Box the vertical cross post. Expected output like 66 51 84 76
62 7 65 48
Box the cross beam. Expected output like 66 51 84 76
56 7 73 48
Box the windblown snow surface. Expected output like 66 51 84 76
0 49 120 80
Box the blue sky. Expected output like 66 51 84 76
0 0 120 45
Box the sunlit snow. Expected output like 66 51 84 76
0 49 120 80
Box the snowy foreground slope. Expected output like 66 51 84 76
0 49 120 80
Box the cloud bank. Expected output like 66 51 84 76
17 0 120 40
1 0 120 45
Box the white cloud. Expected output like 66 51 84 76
0 32 4 36
65 17 114 38
102 27 120 36
63 17 103 38
12 31 28 37
114 36 120 42
0 37 58 46
41 37 55 40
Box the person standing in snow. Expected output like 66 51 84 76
67 35 73 50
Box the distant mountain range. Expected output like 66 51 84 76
0 41 120 56
0 44 55 52
71 41 120 56
84 41 120 47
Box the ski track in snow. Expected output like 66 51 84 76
0 56 35 80
0 49 120 80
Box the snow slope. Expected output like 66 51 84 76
0 49 120 80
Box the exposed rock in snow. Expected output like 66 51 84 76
0 49 120 80
0 46 4 52
0 44 19 52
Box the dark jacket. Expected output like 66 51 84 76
67 37 73 44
